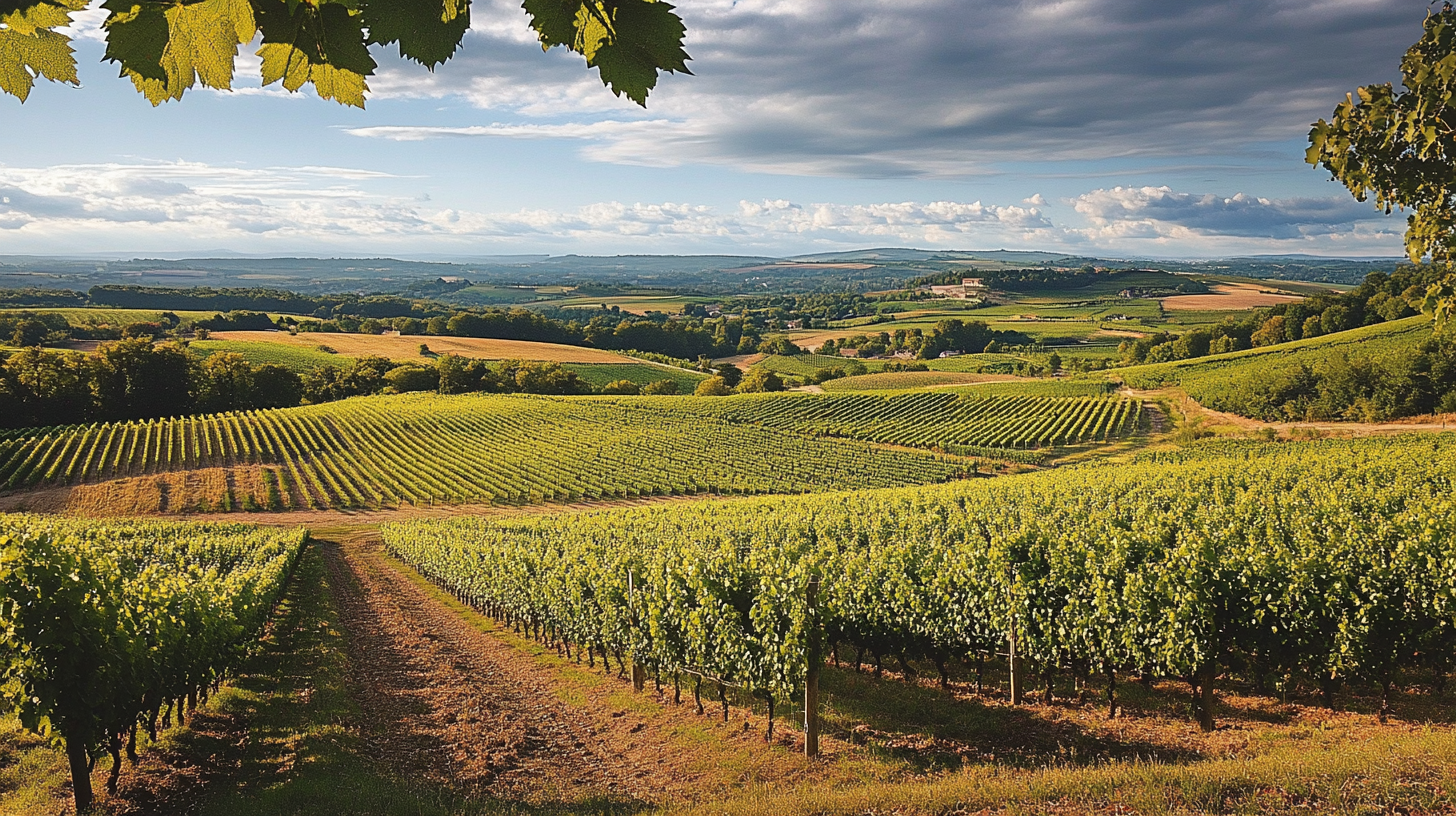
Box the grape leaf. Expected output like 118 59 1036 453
103 0 257 105
0 0 85 102
362 0 469 69
0 27 76 101
256 0 374 107
100 0 168 84
590 0 688 105
522 0 689 106
257 41 308 91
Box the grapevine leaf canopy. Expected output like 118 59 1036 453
1306 4 1456 325
0 0 689 107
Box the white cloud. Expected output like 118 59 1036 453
0 163 1404 256
0 160 1058 253
1072 185 1386 239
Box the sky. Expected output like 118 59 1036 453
0 0 1428 259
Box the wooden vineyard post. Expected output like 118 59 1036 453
1008 616 1024 705
629 570 645 692
805 575 821 758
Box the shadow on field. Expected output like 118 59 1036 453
818 665 1197 773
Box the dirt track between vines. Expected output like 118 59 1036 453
317 532 843 807
321 533 664 803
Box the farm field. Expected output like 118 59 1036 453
190 338 355 371
697 390 1143 456
190 339 702 388
819 371 1010 391
1160 281 1304 311
8 273 1456 816
0 392 974 515
209 330 635 363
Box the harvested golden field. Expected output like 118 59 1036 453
1161 282 1303 311
209 331 634 363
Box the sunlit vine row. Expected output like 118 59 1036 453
0 515 306 806
385 434 1456 730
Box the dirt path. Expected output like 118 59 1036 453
1124 387 1456 435
318 532 839 807
320 533 653 803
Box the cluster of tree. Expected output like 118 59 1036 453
1206 333 1456 422
88 286 444 321
1120 267 1438 365
1 312 71 347
0 340 302 429
298 307 790 360
0 288 87 308
699 290 938 327
193 311 280 332
692 364 786 396
799 360 933 385
818 320 1030 359
0 341 703 429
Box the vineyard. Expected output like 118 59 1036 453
938 380 1119 398
559 362 707 390
0 393 971 511
0 514 307 811
754 354 888 376
818 371 997 391
1117 316 1435 419
385 433 1456 738
698 391 1143 453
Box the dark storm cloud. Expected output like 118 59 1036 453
362 0 1419 176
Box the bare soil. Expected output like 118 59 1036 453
1160 282 1304 311
320 533 847 805
319 533 647 802
1127 387 1456 436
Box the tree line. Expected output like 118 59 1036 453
0 340 690 430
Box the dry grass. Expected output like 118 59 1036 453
0 466 286 516
1161 283 1304 311
210 331 633 363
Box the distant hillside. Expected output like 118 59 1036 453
1118 316 1454 421
0 249 1414 296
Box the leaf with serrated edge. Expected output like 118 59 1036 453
308 60 366 107
0 27 77 102
362 0 469 69
101 0 168 83
258 41 308 92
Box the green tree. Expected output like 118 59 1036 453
0 347 92 426
8 318 48 347
601 378 641 395
1307 5 1456 324
716 363 742 388
384 364 438 393
250 363 303 408
196 351 255 412
1 0 690 108
694 376 732 397
641 379 678 395
736 368 784 393
91 338 194 421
